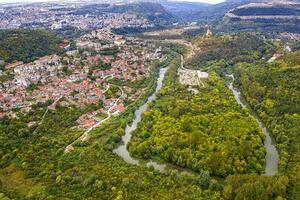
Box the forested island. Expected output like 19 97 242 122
126 34 299 200
129 63 267 176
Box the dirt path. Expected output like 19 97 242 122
64 85 124 153
33 96 63 134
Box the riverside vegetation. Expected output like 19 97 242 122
0 32 297 199
128 34 293 199
235 51 300 200
129 59 267 177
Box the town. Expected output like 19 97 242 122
0 28 163 130
0 2 153 30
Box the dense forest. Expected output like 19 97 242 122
0 105 220 199
184 34 298 199
128 59 266 177
235 52 300 200
0 29 63 63
127 34 292 199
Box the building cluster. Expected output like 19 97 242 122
13 55 62 87
278 32 300 41
0 3 153 30
75 28 162 81
0 28 163 128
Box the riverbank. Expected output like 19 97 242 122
227 74 279 176
114 55 269 179
113 67 169 170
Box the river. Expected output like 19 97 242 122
113 66 279 176
113 67 168 172
227 74 279 176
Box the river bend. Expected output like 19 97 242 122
113 67 279 176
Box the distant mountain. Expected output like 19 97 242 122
221 0 300 32
171 0 249 22
159 1 209 20
165 0 300 33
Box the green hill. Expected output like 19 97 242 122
0 29 62 63
75 2 175 24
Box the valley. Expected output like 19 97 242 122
0 0 300 199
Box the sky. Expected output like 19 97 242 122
0 0 226 5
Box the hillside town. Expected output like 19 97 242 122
0 28 163 130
